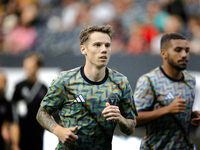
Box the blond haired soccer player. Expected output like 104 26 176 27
36 25 137 150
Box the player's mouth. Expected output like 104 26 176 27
99 56 107 61
178 59 188 64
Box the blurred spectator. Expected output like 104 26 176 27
106 19 128 54
187 15 200 55
110 0 143 33
88 0 115 25
47 0 90 32
11 52 48 150
185 0 200 16
0 0 16 53
134 1 161 51
2 2 38 54
0 71 20 150
150 14 184 55
164 0 188 23
151 1 169 32
126 22 149 55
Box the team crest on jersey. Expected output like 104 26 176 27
107 93 118 106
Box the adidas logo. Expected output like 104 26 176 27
74 95 85 103
165 92 174 100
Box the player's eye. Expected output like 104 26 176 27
94 43 101 47
175 47 182 52
185 48 190 53
105 44 111 48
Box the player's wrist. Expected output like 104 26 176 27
52 124 62 136
161 105 171 115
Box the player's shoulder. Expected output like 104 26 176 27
51 67 81 84
183 70 196 81
108 68 128 80
139 67 160 80
60 67 81 77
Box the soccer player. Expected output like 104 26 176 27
0 71 20 150
36 25 137 149
134 33 200 149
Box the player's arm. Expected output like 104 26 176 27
117 116 136 135
136 107 169 127
36 107 58 133
191 110 200 127
102 103 136 135
136 93 186 127
36 107 78 146
134 75 186 127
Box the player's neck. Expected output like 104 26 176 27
84 65 106 82
161 65 183 80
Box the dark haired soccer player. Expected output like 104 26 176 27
134 33 200 149
36 25 137 149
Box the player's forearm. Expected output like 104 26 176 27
136 106 169 127
117 117 136 136
36 107 58 133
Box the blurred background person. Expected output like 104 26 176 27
150 14 184 55
126 22 149 55
1 1 38 55
11 52 48 150
0 71 20 150
187 14 200 55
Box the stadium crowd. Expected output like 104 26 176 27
0 0 200 56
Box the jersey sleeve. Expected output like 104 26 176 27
40 75 66 113
119 77 138 119
134 75 155 112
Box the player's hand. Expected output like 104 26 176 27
191 111 200 127
166 93 186 114
102 102 121 123
55 126 78 147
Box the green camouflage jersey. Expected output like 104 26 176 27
41 66 137 150
134 67 196 150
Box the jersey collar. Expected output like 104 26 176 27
160 66 184 82
80 66 108 85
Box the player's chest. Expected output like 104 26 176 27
154 82 195 107
65 83 122 106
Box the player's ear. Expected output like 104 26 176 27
80 45 87 55
161 49 167 59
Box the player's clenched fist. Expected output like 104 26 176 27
54 125 78 147
166 93 186 114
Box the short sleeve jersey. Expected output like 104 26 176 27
41 66 137 150
134 67 196 150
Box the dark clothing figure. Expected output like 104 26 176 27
0 97 13 150
12 80 47 150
